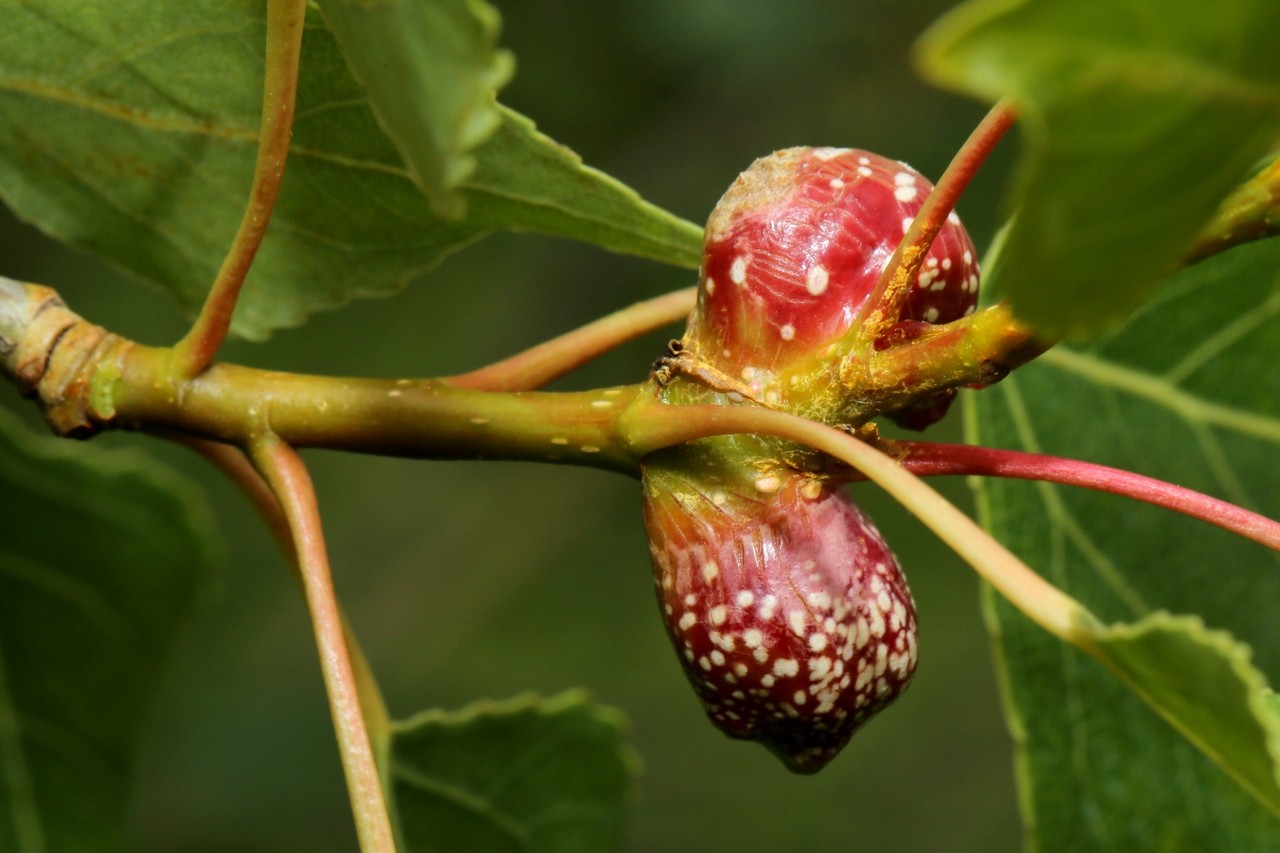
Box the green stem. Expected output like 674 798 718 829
107 344 646 475
1187 153 1280 263
853 302 1044 414
444 287 696 391
250 437 397 853
171 0 307 378
619 395 1097 645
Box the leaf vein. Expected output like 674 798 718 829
1042 347 1280 444
0 635 45 853
392 764 535 851
1162 286 1280 385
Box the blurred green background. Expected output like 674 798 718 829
0 1 1024 849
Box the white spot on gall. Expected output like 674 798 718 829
773 658 800 678
812 147 849 160
678 612 696 632
868 607 886 639
809 633 828 652
754 647 769 664
923 307 940 323
829 178 845 189
805 265 829 296
730 256 748 285
709 605 728 626
734 663 749 677
550 437 569 445
754 475 782 494
794 691 808 705
736 590 755 609
590 399 613 408
780 323 795 341
711 650 726 666
894 185 918 203
469 417 489 425
788 610 807 637
699 656 712 671
894 171 916 186
857 166 873 177
705 277 716 296
902 217 914 234
702 560 720 582
684 594 696 606
580 446 600 454
761 674 776 687
890 650 911 678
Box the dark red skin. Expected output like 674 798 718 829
686 147 979 415
643 464 918 773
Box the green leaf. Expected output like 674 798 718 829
1089 613 1280 814
968 238 1280 847
389 691 636 853
0 407 218 851
918 0 1280 337
316 0 513 218
0 1 700 340
467 106 703 269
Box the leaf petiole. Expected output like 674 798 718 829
250 436 397 852
444 286 696 391
854 99 1017 343
171 0 308 378
887 439 1280 553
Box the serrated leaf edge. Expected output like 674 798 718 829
1088 610 1280 819
390 687 629 737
